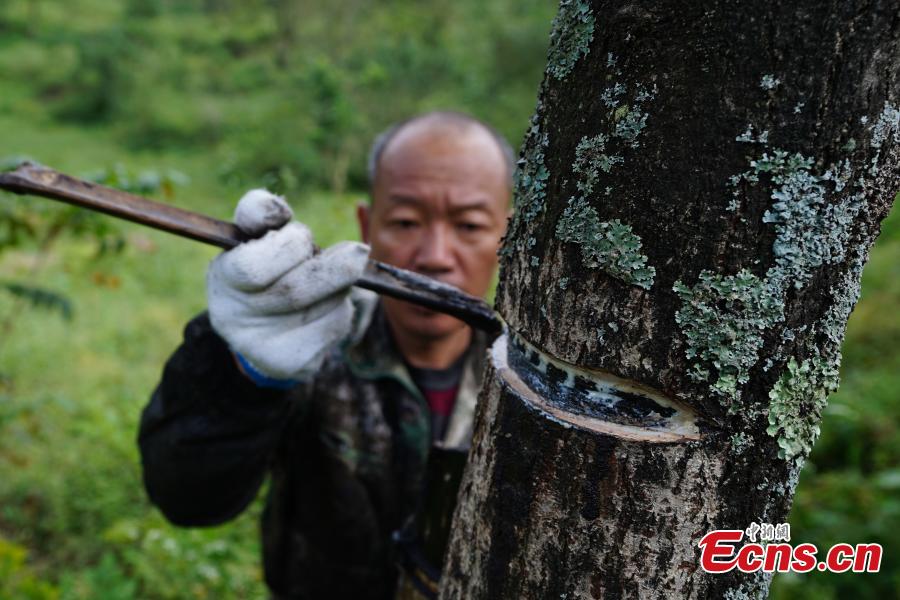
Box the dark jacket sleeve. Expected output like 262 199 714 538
138 312 299 527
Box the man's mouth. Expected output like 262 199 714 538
413 272 464 291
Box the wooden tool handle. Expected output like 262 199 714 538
0 162 503 334
0 162 248 249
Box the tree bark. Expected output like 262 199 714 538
441 1 900 598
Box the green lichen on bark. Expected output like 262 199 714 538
761 230 869 463
755 111 897 441
723 573 774 600
729 431 753 454
820 241 866 348
735 124 769 145
759 74 781 90
514 127 550 223
556 196 656 289
546 0 595 80
602 80 656 149
678 122 867 405
673 269 782 401
557 66 658 287
573 134 622 194
870 101 900 149
767 356 839 460
763 241 868 462
868 101 900 174
613 84 656 148
756 151 863 291
501 116 549 260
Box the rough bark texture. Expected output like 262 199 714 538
441 1 900 598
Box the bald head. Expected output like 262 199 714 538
357 112 512 352
367 111 515 195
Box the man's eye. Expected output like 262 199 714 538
391 219 419 229
457 222 483 233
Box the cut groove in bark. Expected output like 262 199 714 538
497 333 700 442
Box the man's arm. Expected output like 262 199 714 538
138 312 298 526
138 189 370 526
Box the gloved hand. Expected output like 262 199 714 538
207 189 373 384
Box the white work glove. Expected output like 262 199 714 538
207 189 373 383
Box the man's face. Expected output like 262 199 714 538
358 123 511 341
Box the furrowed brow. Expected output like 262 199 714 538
386 195 424 207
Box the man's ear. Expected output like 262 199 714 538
357 201 371 244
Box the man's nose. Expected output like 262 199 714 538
414 224 455 274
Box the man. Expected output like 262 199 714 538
138 111 514 600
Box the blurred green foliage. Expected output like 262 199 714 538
0 0 897 598
0 159 186 331
0 0 554 194
0 538 58 599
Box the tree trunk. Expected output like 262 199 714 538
441 1 900 598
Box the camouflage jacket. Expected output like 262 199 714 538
138 305 488 600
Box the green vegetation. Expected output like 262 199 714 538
0 0 555 194
0 1 897 598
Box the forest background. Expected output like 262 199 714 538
0 1 897 598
